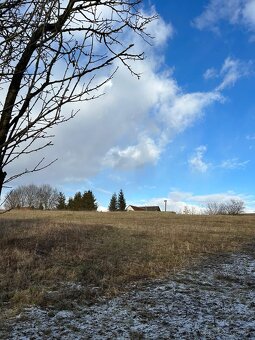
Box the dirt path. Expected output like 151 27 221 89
3 252 255 339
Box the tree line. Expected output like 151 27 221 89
57 190 97 211
4 185 98 211
4 185 127 212
4 185 245 214
57 189 127 211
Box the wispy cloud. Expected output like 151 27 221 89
189 146 210 173
204 57 253 90
217 57 253 90
203 67 218 80
246 134 255 140
193 0 255 37
220 158 250 169
189 146 249 172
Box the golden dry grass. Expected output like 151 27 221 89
0 210 255 315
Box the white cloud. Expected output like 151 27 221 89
7 19 225 186
144 11 174 47
97 205 108 212
158 91 223 139
242 0 255 29
204 57 253 90
103 136 161 169
193 0 255 35
188 145 249 172
4 9 250 189
217 57 252 90
204 67 218 79
189 146 210 173
220 158 250 169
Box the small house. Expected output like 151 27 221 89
126 205 161 212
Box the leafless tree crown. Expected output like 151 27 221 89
4 184 59 210
0 0 156 195
205 199 245 215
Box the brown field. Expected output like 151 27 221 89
0 210 255 317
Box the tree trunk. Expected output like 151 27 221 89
0 169 7 197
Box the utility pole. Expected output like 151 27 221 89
164 199 167 212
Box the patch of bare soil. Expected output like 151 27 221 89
3 251 255 339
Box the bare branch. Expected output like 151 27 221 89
0 0 155 195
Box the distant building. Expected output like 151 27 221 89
126 205 161 212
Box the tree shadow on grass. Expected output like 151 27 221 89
0 219 152 310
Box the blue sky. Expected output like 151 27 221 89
5 0 255 212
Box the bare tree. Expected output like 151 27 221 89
205 199 245 215
183 206 191 215
205 201 221 215
225 199 245 215
38 184 59 209
0 1 155 196
3 187 23 209
4 183 59 209
23 184 38 208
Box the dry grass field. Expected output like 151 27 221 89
1 210 255 318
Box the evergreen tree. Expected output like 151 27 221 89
57 192 66 210
67 197 74 210
66 190 98 211
73 191 83 210
82 190 98 211
109 193 117 211
117 189 126 211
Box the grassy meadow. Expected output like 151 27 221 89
1 210 255 316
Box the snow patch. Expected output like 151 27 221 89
5 253 255 339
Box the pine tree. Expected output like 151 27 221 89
73 191 83 210
67 197 74 210
82 190 98 211
57 192 66 210
117 189 126 211
66 190 98 211
109 193 117 211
